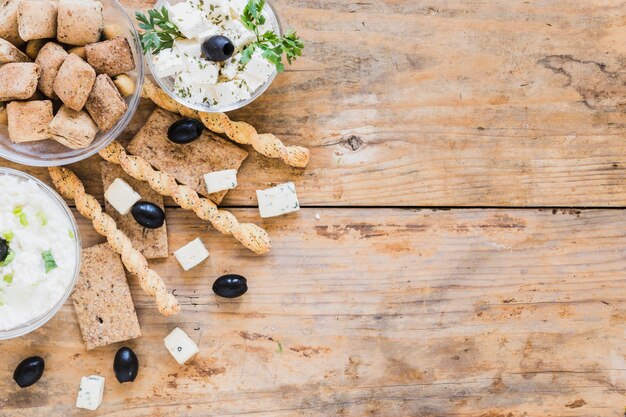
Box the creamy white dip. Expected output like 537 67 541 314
0 174 78 331
153 0 276 107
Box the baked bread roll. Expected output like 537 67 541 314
85 36 135 77
7 100 53 143
85 74 128 131
53 53 96 111
57 0 103 46
0 62 40 101
0 0 24 47
0 38 29 64
35 42 68 98
49 105 99 149
17 0 57 41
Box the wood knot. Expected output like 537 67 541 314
342 135 364 151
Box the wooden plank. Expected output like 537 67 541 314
4 0 626 206
1 208 626 416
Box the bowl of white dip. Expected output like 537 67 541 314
0 168 81 340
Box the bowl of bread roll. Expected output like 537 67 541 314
0 0 144 167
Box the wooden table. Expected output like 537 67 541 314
2 0 626 415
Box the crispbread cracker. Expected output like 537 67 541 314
72 243 141 350
101 161 168 259
128 108 248 204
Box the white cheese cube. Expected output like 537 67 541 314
104 178 141 215
164 327 200 365
203 0 230 22
256 182 300 218
153 48 186 78
223 20 256 50
76 375 105 411
212 80 251 105
203 169 238 194
195 23 221 41
174 38 202 59
237 53 275 91
174 237 209 271
221 54 242 80
168 1 213 38
186 58 219 85
228 0 248 17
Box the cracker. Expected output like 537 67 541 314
0 62 39 101
57 0 103 46
86 74 128 131
85 36 135 77
53 53 96 111
128 108 248 204
17 0 57 41
49 105 98 149
100 161 169 259
72 243 141 351
0 0 24 47
35 42 68 99
7 100 53 143
0 38 29 64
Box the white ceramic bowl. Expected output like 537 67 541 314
0 0 145 167
0 168 81 340
147 0 282 113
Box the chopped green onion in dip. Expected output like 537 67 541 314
42 251 57 273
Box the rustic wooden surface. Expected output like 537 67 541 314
2 0 626 416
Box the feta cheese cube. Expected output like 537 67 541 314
76 375 105 411
221 54 242 80
104 178 141 215
223 20 256 50
174 38 203 59
186 58 219 85
174 237 209 271
168 1 213 38
237 53 275 91
256 182 300 218
195 23 221 41
152 48 186 78
228 0 249 17
212 80 251 105
203 169 238 194
164 327 200 365
203 0 230 22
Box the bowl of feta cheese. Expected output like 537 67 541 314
0 168 81 340
143 0 295 112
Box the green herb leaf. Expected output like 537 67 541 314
3 231 13 242
0 250 15 267
42 250 57 274
19 213 28 227
3 272 13 284
12 206 21 215
68 230 75 239
36 212 47 226
135 6 183 55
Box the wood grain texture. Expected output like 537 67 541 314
4 0 626 206
2 208 626 416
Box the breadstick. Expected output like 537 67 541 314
48 166 180 316
142 79 310 168
99 141 272 255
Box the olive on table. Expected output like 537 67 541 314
113 347 139 383
131 202 165 229
0 238 8 263
202 35 234 62
13 356 45 388
212 274 248 298
167 119 204 144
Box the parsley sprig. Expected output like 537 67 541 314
135 7 183 54
240 0 304 72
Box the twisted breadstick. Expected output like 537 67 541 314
99 141 272 255
48 167 180 316
142 79 310 168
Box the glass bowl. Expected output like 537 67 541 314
147 0 282 113
0 0 145 167
0 168 82 340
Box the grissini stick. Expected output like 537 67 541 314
142 79 310 168
99 141 272 255
48 166 180 316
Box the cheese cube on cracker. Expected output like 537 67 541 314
164 327 200 365
174 238 209 271
76 375 105 410
17 0 57 41
57 0 103 46
0 62 40 101
203 169 238 194
49 105 99 149
53 53 96 111
35 42 68 98
85 36 135 77
7 100 53 143
104 178 141 215
85 74 128 131
0 38 29 64
256 182 301 218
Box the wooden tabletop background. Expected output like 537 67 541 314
2 0 626 415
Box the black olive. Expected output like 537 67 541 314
113 347 139 383
167 118 204 144
131 201 165 229
201 35 234 62
13 356 44 388
0 239 7 263
212 274 248 298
